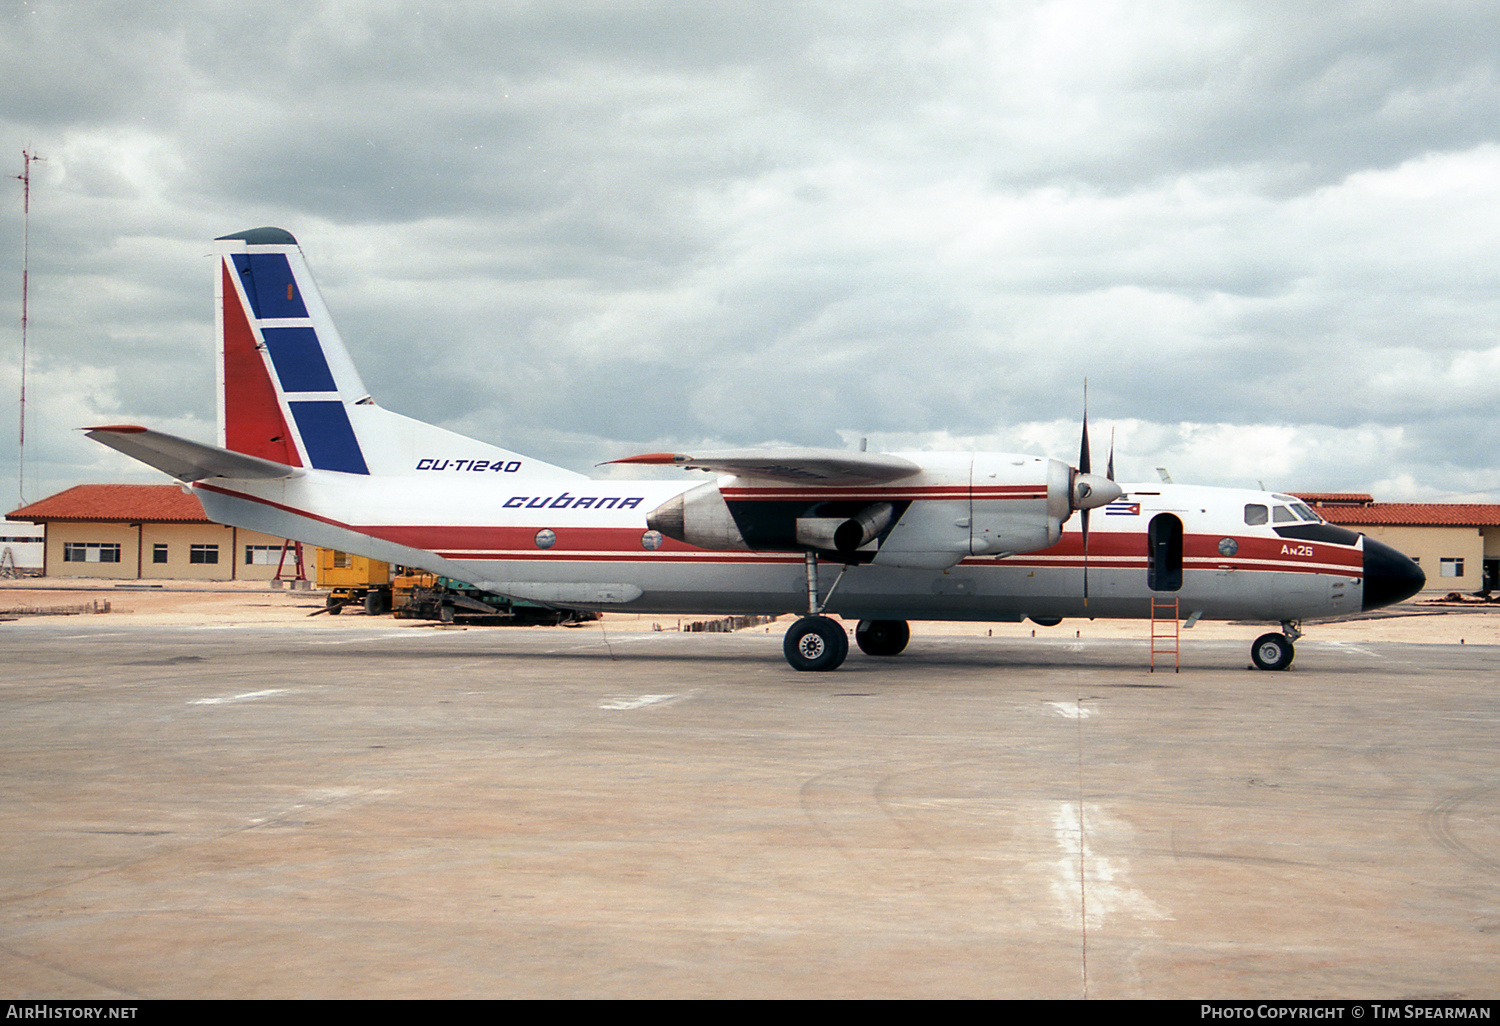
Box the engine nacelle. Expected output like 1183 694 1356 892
869 454 1074 569
646 479 748 550
644 452 1120 571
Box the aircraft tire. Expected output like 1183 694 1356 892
1251 632 1294 671
784 616 849 672
855 619 910 657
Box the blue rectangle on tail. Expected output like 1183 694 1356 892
230 253 310 320
262 327 337 392
289 401 369 474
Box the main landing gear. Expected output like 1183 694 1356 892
783 615 849 671
855 619 910 657
782 552 915 671
782 614 914 671
783 552 851 671
1251 621 1301 671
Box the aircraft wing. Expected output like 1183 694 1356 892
86 425 304 482
603 447 922 485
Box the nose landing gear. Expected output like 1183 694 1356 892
1251 621 1301 671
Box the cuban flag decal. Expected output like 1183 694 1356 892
1105 501 1141 516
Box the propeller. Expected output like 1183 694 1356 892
1072 393 1123 606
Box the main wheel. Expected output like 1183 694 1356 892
783 616 849 671
855 619 910 656
1251 632 1294 671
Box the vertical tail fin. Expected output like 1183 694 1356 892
216 227 367 472
213 228 582 481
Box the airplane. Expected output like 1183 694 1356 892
87 228 1427 672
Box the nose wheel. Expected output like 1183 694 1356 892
1251 631 1295 671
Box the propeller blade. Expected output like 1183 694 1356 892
1107 427 1115 482
1079 399 1091 476
1079 393 1091 604
1082 506 1091 605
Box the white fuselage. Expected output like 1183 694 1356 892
193 470 1366 625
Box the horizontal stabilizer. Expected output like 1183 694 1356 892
604 447 921 485
85 425 304 483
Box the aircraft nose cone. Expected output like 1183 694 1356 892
1362 537 1426 611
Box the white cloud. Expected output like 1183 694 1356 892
3 1 1500 504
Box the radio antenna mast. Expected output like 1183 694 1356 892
15 149 42 506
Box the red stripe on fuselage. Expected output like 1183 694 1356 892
721 485 1044 501
194 484 1363 578
374 523 698 553
989 530 1362 577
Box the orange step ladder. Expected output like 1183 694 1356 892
1150 596 1180 673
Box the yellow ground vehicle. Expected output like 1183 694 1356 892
315 549 393 614
317 551 593 622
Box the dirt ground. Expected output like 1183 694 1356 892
2 576 1495 644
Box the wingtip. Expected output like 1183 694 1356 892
601 452 688 466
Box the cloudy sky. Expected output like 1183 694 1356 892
4 0 1499 508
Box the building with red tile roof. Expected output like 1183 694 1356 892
7 484 296 581
1293 493 1500 593
9 484 212 524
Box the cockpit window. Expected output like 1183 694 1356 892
1290 502 1320 522
1272 505 1297 523
1244 504 1268 526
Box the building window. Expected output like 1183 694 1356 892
1440 558 1465 578
245 545 281 565
63 542 121 563
331 550 351 568
153 544 169 564
189 544 220 565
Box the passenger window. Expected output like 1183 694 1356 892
1244 504 1268 526
1272 506 1297 523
